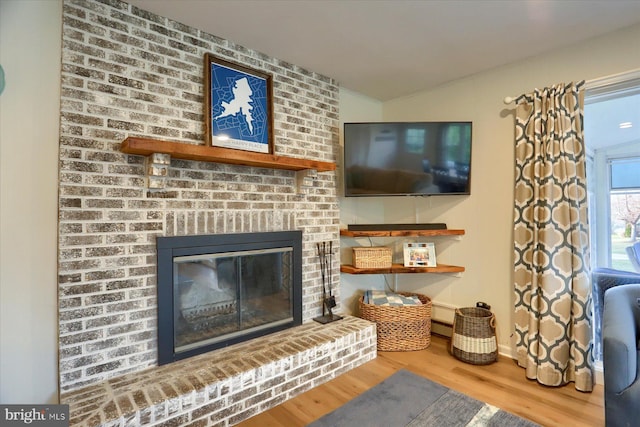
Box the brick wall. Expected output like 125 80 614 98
58 0 340 392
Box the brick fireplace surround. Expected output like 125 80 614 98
56 1 377 425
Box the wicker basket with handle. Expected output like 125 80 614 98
359 292 432 351
451 302 497 365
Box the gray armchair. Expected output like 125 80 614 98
626 241 640 273
603 283 640 427
592 268 640 361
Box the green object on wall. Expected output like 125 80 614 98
0 65 5 95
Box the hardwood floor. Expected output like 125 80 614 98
238 334 604 427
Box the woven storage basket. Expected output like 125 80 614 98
451 303 497 365
359 292 432 351
352 247 392 268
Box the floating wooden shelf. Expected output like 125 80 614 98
121 137 336 172
340 227 466 275
340 263 465 274
339 229 465 238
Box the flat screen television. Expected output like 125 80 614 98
343 121 472 197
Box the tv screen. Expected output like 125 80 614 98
343 122 472 197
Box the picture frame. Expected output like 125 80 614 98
403 242 436 267
204 53 274 154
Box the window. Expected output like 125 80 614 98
442 124 471 164
611 157 640 190
609 158 640 270
585 73 640 362
585 81 640 271
405 128 426 154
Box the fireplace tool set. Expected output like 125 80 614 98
313 241 343 324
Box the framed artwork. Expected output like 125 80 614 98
204 53 274 154
403 242 436 267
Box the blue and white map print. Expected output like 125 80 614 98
211 62 269 153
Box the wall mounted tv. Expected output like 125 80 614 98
343 121 472 197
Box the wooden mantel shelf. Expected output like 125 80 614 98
120 137 336 172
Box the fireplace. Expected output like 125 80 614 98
156 230 303 365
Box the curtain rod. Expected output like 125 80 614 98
502 73 638 105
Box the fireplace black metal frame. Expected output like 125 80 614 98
156 230 303 365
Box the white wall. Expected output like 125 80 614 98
339 24 640 357
337 88 384 313
0 0 62 403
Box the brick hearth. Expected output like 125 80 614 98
62 316 376 427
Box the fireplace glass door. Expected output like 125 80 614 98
173 247 293 355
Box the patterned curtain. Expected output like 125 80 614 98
513 81 594 392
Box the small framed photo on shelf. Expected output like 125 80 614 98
403 242 436 267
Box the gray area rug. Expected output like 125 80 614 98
308 369 540 427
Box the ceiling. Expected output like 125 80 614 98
127 0 640 148
128 0 640 101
